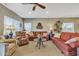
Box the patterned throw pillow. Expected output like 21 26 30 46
64 37 79 44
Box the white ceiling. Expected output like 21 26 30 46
2 3 79 18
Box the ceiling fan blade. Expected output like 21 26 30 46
21 3 46 11
32 5 36 11
35 3 46 9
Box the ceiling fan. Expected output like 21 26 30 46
22 3 46 11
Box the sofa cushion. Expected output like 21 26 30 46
71 33 79 38
60 32 73 41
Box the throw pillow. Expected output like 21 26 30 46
64 37 79 44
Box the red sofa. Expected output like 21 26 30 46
29 32 48 41
52 32 79 56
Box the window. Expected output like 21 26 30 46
13 19 20 31
24 23 31 32
4 16 20 35
62 23 74 32
4 16 12 35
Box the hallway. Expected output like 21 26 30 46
13 41 63 56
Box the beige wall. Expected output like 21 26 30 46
0 4 23 35
24 18 79 33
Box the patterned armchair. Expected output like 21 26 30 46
16 31 29 46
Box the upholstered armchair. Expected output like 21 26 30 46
16 36 29 46
16 31 29 46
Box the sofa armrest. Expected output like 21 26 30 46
4 39 16 44
52 37 60 40
63 44 74 52
68 43 75 48
67 42 79 48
